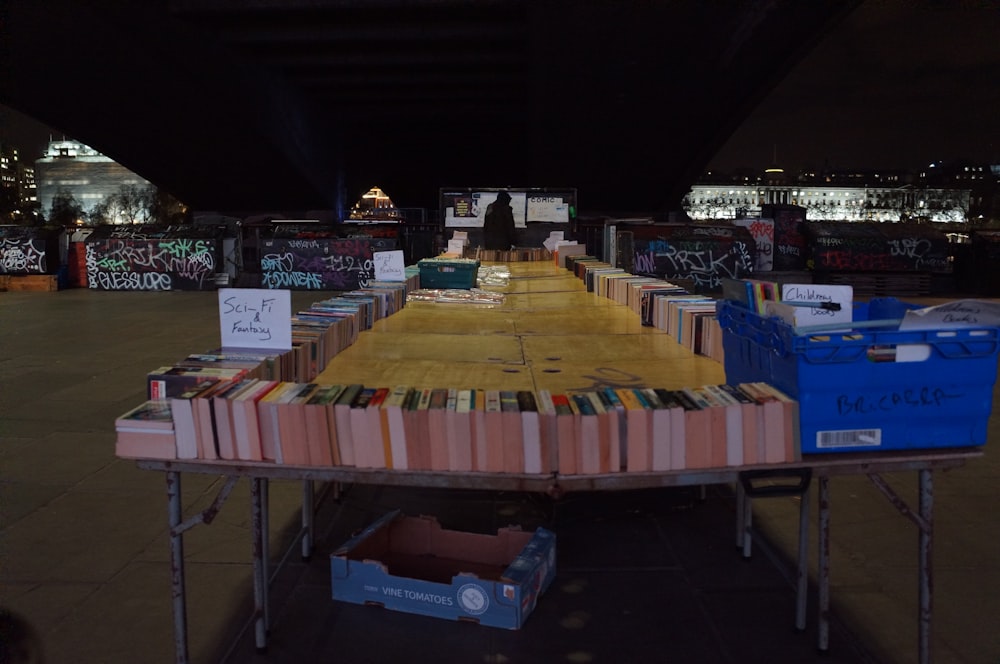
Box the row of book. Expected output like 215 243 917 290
562 255 726 363
116 381 801 474
472 247 553 263
145 280 418 401
119 274 425 459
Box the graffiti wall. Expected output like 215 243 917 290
733 217 773 272
0 227 60 275
807 222 951 273
626 224 755 291
260 235 397 290
85 225 224 291
760 205 808 271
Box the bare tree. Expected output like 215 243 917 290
48 188 86 226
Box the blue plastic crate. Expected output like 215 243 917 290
716 299 1000 454
418 258 480 289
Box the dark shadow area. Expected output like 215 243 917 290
219 483 878 664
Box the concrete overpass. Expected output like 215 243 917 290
1 1 859 216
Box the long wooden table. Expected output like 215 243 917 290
135 262 983 663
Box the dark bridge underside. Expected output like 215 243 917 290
1 1 858 216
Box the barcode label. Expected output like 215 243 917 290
816 429 882 448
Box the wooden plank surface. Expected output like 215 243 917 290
316 261 723 393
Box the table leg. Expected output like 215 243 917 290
302 480 315 560
918 468 933 664
251 477 267 651
167 470 189 664
817 475 830 652
796 486 810 632
735 482 745 550
261 478 270 634
741 489 753 559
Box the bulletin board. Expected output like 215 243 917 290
440 188 577 228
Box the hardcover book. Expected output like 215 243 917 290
719 383 760 466
362 387 390 468
484 390 504 473
550 394 576 475
449 389 475 472
303 384 345 466
281 383 322 465
256 382 298 462
616 388 650 472
333 384 364 467
147 365 248 400
499 391 523 473
232 380 281 462
738 383 786 464
213 379 259 460
382 385 413 470
170 380 220 461
654 389 686 471
116 399 175 431
677 388 712 470
426 388 450 472
517 391 542 475
115 400 176 460
348 387 377 468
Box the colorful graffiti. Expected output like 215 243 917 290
260 237 396 290
85 225 222 290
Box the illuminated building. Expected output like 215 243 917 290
0 143 37 222
347 185 404 222
35 139 152 224
684 167 975 223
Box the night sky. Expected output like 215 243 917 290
708 0 1000 173
3 1 998 177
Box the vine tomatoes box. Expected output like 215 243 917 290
330 510 556 629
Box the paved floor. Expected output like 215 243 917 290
2 287 999 664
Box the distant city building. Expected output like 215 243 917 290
683 165 990 224
0 142 38 222
35 139 152 224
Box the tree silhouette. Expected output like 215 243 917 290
48 188 86 226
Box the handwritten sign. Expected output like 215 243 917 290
218 288 292 350
778 283 854 330
896 299 1000 362
373 250 406 282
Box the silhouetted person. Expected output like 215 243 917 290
483 191 516 250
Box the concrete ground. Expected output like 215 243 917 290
2 287 998 664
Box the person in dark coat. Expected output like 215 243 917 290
483 190 516 250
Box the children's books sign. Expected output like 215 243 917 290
218 288 292 350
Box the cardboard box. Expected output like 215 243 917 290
331 510 556 629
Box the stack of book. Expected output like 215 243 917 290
114 400 177 460
116 381 801 473
116 282 418 463
475 247 552 263
561 258 726 364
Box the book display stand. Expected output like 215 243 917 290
131 262 981 664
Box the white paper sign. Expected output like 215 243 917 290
373 250 406 282
218 288 292 350
780 283 854 330
896 299 1000 362
527 196 569 222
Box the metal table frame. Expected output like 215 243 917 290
138 447 980 664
